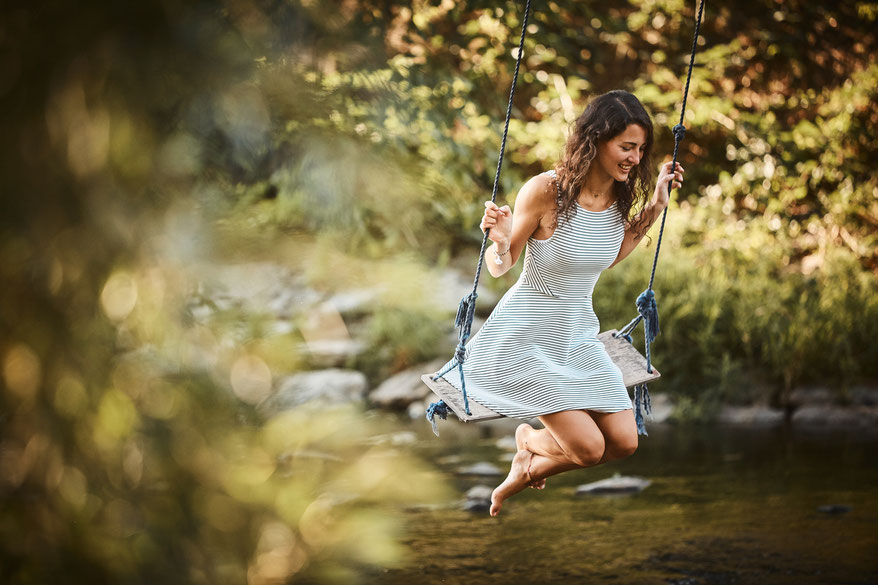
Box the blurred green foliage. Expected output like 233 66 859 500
1 0 877 581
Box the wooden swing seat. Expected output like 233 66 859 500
421 329 660 423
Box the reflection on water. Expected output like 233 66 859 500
370 422 878 585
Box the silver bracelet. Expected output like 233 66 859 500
493 243 510 265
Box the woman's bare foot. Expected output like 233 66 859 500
515 424 546 489
490 449 535 516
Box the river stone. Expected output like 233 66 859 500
327 289 378 316
259 369 368 414
645 392 674 423
817 504 852 514
198 261 319 318
462 485 494 513
718 405 785 426
432 269 499 313
576 474 651 495
789 386 836 407
369 358 445 410
791 405 878 429
301 339 366 367
407 397 433 420
457 462 504 476
850 386 878 406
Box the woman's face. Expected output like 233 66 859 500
594 124 648 183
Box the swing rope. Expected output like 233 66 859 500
426 0 531 436
618 0 706 435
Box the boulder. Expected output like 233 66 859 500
432 269 499 313
789 386 836 407
301 339 366 367
456 462 504 477
462 485 493 513
197 261 319 318
645 392 674 424
718 405 785 426
326 289 378 316
849 386 878 407
576 474 651 495
259 369 368 415
407 397 434 420
791 405 878 429
369 358 445 410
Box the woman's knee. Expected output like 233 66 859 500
564 436 605 467
605 434 638 461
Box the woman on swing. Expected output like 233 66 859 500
437 90 683 516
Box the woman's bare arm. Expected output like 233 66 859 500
481 174 557 277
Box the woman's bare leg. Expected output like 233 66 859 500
588 409 638 463
493 409 639 515
492 410 605 515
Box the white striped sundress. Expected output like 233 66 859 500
437 170 632 418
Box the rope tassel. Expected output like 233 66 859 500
633 384 652 436
636 289 660 344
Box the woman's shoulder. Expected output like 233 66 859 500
515 171 559 211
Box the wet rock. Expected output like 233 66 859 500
718 405 785 426
327 289 378 316
462 485 493 513
198 261 319 318
259 369 368 414
433 269 499 313
646 392 674 424
849 386 878 407
363 431 418 447
817 505 852 514
266 319 295 337
576 474 651 495
369 358 445 410
407 397 434 420
457 462 504 477
789 386 835 407
301 339 366 367
791 405 878 429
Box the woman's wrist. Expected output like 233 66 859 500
492 241 510 265
492 237 510 253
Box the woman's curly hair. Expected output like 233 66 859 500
555 90 654 237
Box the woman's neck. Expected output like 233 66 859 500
579 172 615 209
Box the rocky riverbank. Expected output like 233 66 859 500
181 261 878 432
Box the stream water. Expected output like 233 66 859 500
367 421 878 585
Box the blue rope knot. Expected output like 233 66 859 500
672 123 687 142
636 289 660 344
454 342 467 365
425 400 450 437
